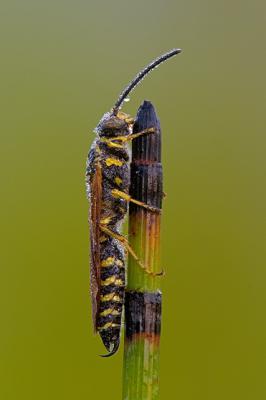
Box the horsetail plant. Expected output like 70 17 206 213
86 49 180 358
123 101 163 400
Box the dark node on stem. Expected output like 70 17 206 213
125 291 162 340
123 99 163 397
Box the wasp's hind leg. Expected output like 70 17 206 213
111 189 161 213
99 225 163 277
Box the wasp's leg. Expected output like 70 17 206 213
100 225 163 277
111 189 161 213
105 127 155 144
101 128 155 147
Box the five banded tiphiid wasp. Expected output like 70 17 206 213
86 48 181 356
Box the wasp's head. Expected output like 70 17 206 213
98 115 128 137
96 111 133 138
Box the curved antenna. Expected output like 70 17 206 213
112 48 182 115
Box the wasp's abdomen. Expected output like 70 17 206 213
97 237 125 354
96 144 130 354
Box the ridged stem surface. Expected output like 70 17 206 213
123 101 163 400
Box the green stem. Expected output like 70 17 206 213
123 101 163 400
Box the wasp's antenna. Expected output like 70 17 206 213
112 48 182 115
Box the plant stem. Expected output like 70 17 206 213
123 101 163 400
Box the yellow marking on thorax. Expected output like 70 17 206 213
100 216 112 225
101 276 124 286
101 257 115 267
99 308 120 317
105 158 123 167
98 322 120 331
115 176 122 185
100 293 121 302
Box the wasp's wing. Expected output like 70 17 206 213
88 161 102 332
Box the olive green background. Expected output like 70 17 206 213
1 0 265 399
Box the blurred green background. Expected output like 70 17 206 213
1 0 265 399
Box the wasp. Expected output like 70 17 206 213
86 49 181 356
